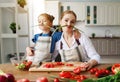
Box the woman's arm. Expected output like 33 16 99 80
80 33 100 70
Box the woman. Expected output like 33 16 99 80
52 10 100 70
26 13 55 64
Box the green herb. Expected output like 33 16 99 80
106 66 112 72
52 25 84 36
83 72 120 82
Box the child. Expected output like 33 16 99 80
26 13 54 64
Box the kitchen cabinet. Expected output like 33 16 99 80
45 1 60 25
60 2 85 21
91 38 120 56
0 1 29 63
85 2 120 26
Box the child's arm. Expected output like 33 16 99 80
26 44 35 56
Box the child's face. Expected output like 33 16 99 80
38 16 52 31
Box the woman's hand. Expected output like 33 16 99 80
80 62 93 71
80 60 98 70
26 47 34 56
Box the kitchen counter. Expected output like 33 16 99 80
0 63 113 81
90 37 120 39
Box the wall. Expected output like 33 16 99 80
76 25 120 37
47 0 120 37
75 21 120 37
57 0 120 2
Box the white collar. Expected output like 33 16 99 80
60 33 76 48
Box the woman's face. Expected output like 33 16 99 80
60 13 76 33
38 16 52 31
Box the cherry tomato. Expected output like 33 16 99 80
80 75 87 80
105 70 110 74
55 62 64 66
73 67 81 74
43 63 54 68
66 63 73 66
73 75 87 81
89 68 98 74
17 78 30 82
54 78 59 82
59 71 72 78
36 77 48 82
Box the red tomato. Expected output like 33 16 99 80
55 62 64 66
59 71 72 78
105 70 110 74
89 68 98 74
80 75 87 80
43 63 54 68
17 78 30 82
66 63 73 66
112 64 120 74
54 78 59 82
36 77 48 82
73 67 81 74
73 75 87 81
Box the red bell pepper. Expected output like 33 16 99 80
111 63 120 74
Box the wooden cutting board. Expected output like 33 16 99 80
29 62 85 72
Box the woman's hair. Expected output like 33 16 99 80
38 13 55 23
60 10 77 20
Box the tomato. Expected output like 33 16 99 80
112 64 120 74
95 71 100 77
73 75 87 81
17 78 30 82
89 68 98 74
54 78 59 82
55 62 64 66
80 75 87 80
43 63 54 68
36 77 48 82
66 63 73 66
95 69 110 78
59 71 72 78
73 67 81 74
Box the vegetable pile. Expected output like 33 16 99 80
83 63 120 82
15 60 32 70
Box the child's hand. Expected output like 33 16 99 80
73 30 81 39
26 47 34 56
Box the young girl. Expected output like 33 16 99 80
26 13 55 64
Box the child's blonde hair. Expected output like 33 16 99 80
38 13 55 23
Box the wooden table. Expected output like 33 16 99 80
0 63 113 81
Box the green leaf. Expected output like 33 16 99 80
69 80 77 82
106 66 112 71
83 79 95 82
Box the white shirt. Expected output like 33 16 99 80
53 32 100 63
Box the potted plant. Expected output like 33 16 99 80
17 0 27 8
9 22 21 33
92 33 96 38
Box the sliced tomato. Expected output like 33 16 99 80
112 63 120 74
43 63 54 68
73 67 81 74
66 63 73 66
